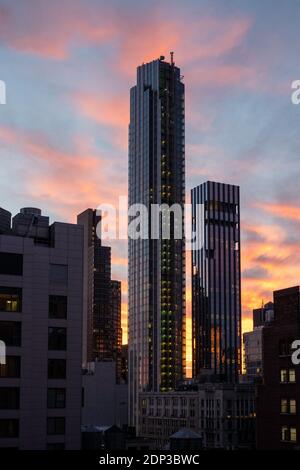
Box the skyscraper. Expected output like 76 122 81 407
78 209 121 374
128 55 186 427
192 181 241 382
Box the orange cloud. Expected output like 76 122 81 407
256 202 300 222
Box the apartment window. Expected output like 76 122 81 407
48 359 66 379
290 399 297 414
0 419 19 438
0 356 21 378
47 388 66 409
0 253 23 276
0 321 21 346
48 327 67 351
47 417 65 435
0 288 22 312
49 295 67 319
280 369 296 383
0 387 19 409
281 398 297 414
290 428 297 443
282 426 297 443
50 264 68 285
281 399 288 414
289 369 296 383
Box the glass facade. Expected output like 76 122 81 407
128 58 185 426
192 181 241 382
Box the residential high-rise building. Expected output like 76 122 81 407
0 207 83 449
77 209 122 378
192 181 242 382
128 56 186 428
257 286 300 449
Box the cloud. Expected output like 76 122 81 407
256 202 300 222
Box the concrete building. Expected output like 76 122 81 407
128 55 186 429
192 181 242 382
139 381 255 449
82 361 128 429
0 207 83 450
257 287 300 449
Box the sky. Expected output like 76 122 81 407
0 0 300 374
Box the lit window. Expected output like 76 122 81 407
290 428 297 443
289 369 296 383
290 399 297 414
281 399 288 414
280 369 287 383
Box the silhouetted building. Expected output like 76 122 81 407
128 56 186 428
78 209 122 379
170 428 202 452
121 344 128 384
82 362 128 429
0 207 83 449
139 381 255 449
257 286 300 449
192 181 242 382
253 301 274 328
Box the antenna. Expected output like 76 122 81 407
170 51 174 65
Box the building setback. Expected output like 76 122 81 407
0 207 83 450
192 181 242 382
128 56 186 428
257 286 300 449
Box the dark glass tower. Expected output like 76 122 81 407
192 181 241 382
128 56 185 427
78 209 122 377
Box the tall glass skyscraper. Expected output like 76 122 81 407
191 181 241 382
128 56 185 427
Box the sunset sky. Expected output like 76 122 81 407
0 0 300 373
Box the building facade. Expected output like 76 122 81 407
128 56 186 427
139 382 255 449
257 286 300 449
78 209 122 380
0 207 83 449
243 327 264 380
192 181 242 382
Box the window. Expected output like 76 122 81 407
0 321 21 346
0 288 22 312
0 419 19 438
280 369 296 383
0 387 20 409
48 327 67 351
281 399 288 414
48 359 66 379
289 369 296 383
0 356 21 378
0 253 23 276
282 426 289 442
47 417 65 435
49 296 67 319
290 428 297 443
290 399 297 414
50 264 68 285
47 389 66 409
